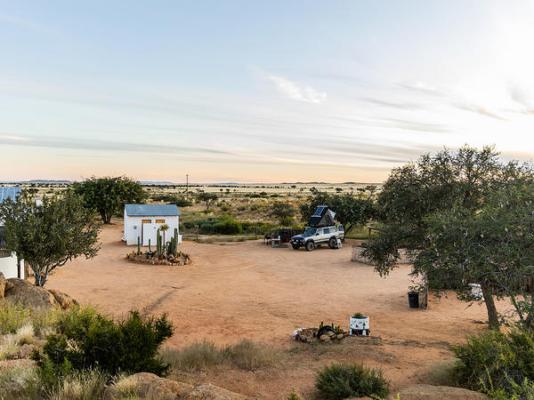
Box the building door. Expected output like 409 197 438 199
141 219 155 246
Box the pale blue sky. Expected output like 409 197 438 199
1 1 534 182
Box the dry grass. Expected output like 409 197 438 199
47 370 107 400
0 365 40 400
0 300 30 335
421 358 460 387
160 339 282 372
223 340 282 371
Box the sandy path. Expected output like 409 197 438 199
47 223 505 396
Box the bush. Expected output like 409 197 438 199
35 307 174 385
454 329 534 397
151 194 192 207
315 363 389 400
197 216 243 235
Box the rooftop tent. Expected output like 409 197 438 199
308 205 336 227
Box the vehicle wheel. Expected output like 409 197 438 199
305 241 315 251
328 237 338 249
291 243 300 250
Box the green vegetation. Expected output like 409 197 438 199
196 192 218 210
72 176 146 224
0 301 30 335
454 329 534 398
0 192 101 287
35 307 174 387
300 189 375 234
315 363 389 400
363 146 534 329
150 193 192 207
270 201 297 226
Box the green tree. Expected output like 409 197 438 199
197 192 218 210
418 181 534 330
300 189 375 234
0 192 101 287
72 176 146 224
270 202 296 226
363 146 533 329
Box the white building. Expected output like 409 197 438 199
0 187 25 279
123 204 181 246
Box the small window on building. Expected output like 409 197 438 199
141 219 152 224
155 219 166 224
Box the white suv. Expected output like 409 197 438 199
290 225 345 251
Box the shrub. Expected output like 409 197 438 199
0 300 30 334
454 329 534 397
35 307 174 384
197 216 243 235
150 194 192 207
315 363 389 400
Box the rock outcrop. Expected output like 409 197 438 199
395 384 488 400
4 278 58 308
48 289 79 309
3 278 78 310
104 373 248 400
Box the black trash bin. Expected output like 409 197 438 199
408 291 419 308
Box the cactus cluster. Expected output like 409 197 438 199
166 228 179 257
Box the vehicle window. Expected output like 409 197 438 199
303 227 317 236
324 228 330 234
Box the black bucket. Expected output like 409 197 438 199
408 292 419 308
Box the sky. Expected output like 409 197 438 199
1 1 534 183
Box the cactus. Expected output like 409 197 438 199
156 229 162 258
137 237 141 255
173 228 179 255
148 239 152 252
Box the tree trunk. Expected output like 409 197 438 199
481 283 500 330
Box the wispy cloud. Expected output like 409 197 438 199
453 103 506 120
267 74 326 104
0 133 231 156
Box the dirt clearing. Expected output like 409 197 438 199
47 223 505 397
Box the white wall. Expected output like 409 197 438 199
0 252 24 279
124 214 180 246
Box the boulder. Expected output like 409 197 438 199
185 383 248 400
48 289 79 309
5 278 58 309
103 373 248 400
396 384 488 400
0 272 6 299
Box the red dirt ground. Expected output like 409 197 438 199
47 223 509 398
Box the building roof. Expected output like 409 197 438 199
0 187 21 203
125 204 180 217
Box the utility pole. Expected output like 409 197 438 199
186 174 189 192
